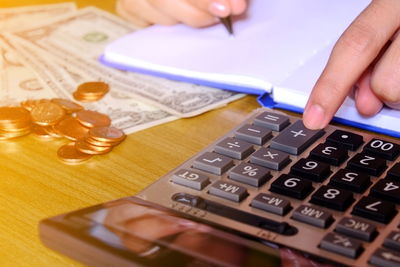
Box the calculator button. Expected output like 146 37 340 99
235 124 272 145
270 120 324 155
291 205 333 228
386 163 400 181
351 196 397 224
290 158 331 182
172 193 298 236
270 174 313 200
172 169 210 190
328 169 371 193
229 163 270 187
364 138 400 161
208 181 248 202
335 217 377 242
326 130 364 151
193 152 234 175
250 147 291 170
370 179 400 204
384 231 400 251
309 143 348 166
251 193 291 216
320 232 363 259
310 185 354 211
369 248 400 267
214 137 254 160
253 111 290 131
347 153 387 176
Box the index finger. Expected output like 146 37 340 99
303 0 400 129
188 0 247 17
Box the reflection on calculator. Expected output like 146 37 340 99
40 108 400 267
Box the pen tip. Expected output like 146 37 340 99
220 16 234 35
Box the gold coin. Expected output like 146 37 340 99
32 125 55 140
75 139 113 155
54 117 89 141
84 136 115 147
0 129 31 139
51 98 84 113
57 143 92 164
88 126 126 143
31 102 66 126
0 106 31 123
73 81 109 102
75 110 111 128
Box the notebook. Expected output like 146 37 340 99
101 0 400 138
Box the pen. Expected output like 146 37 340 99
220 16 234 35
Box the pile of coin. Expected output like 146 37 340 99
0 107 32 140
0 97 126 164
73 81 110 102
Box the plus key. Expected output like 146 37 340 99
270 120 324 155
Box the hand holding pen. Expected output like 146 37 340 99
116 0 247 29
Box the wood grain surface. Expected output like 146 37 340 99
0 5 261 260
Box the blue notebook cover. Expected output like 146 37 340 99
100 55 400 139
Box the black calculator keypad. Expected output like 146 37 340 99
164 109 400 267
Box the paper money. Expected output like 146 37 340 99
11 7 244 117
1 34 176 134
0 3 77 32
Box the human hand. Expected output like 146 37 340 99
303 0 400 129
116 0 247 27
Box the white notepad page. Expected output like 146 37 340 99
103 0 400 136
104 0 370 92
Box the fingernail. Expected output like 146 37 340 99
303 104 326 129
209 1 230 17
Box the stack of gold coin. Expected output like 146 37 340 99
75 126 126 155
73 81 109 102
0 94 125 164
0 107 32 140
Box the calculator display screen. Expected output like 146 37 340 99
68 197 282 266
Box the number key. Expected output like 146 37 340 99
270 174 313 200
364 138 400 161
370 179 400 204
290 158 331 182
328 169 371 193
310 143 348 166
351 196 397 224
310 185 354 211
386 162 400 181
347 153 386 176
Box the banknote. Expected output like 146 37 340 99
0 36 63 106
1 34 177 134
11 7 244 117
0 2 77 32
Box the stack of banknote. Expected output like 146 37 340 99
0 3 243 134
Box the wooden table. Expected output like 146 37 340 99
0 2 264 265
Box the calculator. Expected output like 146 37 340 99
40 108 400 267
